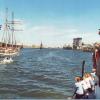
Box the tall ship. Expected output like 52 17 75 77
0 8 22 56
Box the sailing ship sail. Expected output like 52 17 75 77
40 41 43 49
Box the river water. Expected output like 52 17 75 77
0 48 92 99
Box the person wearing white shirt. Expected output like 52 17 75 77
74 77 84 99
81 77 89 99
88 73 95 91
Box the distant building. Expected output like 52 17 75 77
73 37 82 49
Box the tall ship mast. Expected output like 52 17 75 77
0 8 22 56
1 8 10 47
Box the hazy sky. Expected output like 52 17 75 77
0 0 100 47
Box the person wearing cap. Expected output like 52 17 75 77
92 42 100 87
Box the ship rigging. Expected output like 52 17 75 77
0 8 22 56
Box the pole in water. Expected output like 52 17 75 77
82 60 85 78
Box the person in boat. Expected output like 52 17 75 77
80 77 89 98
87 73 95 91
92 42 100 87
74 76 84 99
81 73 94 99
91 69 97 86
83 73 93 93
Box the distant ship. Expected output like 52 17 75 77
63 45 72 50
40 42 43 49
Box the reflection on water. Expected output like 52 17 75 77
0 48 92 99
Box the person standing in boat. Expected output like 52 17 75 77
74 76 84 99
92 43 100 87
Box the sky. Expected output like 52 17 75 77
0 0 100 47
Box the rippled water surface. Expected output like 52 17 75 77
0 48 92 99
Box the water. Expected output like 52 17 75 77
0 48 92 99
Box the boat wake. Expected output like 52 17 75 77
0 57 13 64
